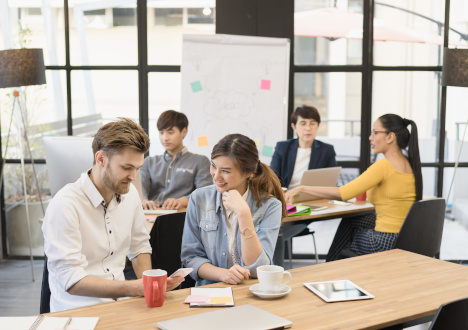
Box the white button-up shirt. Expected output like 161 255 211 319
42 172 152 312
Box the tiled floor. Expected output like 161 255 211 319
1 217 467 328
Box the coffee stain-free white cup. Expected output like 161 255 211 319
257 265 292 293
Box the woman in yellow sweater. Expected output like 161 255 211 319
285 113 422 260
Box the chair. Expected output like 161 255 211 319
339 198 446 259
429 297 468 329
39 256 50 314
149 212 195 288
285 228 319 268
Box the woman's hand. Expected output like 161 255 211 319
162 197 188 210
285 186 303 203
221 265 250 285
222 190 249 216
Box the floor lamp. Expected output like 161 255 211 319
0 49 47 281
441 48 468 206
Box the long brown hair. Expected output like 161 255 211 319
211 134 287 217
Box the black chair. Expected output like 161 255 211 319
339 198 446 259
39 256 50 314
149 212 195 288
429 297 468 329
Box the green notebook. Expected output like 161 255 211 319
287 204 311 217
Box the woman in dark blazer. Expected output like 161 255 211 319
270 105 337 188
270 105 337 265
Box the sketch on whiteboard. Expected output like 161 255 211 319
205 90 254 119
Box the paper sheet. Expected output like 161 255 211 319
0 316 99 330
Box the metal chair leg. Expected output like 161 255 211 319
310 232 319 264
286 239 293 269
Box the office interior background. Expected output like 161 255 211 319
0 0 467 260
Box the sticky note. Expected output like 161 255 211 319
197 136 209 147
254 139 261 148
262 145 273 157
191 81 202 93
184 295 210 304
261 79 271 90
146 217 156 222
210 296 233 304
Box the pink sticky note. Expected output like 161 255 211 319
184 295 210 304
261 79 271 90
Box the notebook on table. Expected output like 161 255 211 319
293 166 342 203
157 304 292 330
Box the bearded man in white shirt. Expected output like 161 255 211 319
42 118 183 312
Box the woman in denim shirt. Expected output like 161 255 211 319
181 134 286 286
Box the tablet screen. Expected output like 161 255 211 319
304 280 374 302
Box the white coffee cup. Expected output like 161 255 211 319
257 265 292 292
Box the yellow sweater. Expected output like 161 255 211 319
339 158 416 233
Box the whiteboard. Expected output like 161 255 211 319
180 34 290 163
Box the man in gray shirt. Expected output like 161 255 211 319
140 110 212 209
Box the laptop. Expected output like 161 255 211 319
157 304 292 330
293 166 342 203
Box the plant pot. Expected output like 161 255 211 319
5 200 49 257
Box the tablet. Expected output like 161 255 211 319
303 280 374 302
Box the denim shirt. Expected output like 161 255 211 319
181 185 282 286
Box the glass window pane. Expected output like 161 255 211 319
294 0 363 65
448 0 468 47
71 70 139 135
374 1 447 67
69 1 138 65
148 3 216 65
294 72 362 161
0 3 66 65
422 167 437 198
445 86 468 162
372 71 440 162
148 73 181 156
1 70 67 159
4 163 49 257
444 167 468 206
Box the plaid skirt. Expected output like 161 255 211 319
326 213 399 262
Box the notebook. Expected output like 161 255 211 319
293 166 342 203
157 304 292 330
143 209 178 215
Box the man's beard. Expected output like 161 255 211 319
103 164 131 195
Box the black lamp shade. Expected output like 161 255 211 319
441 48 468 87
0 48 46 88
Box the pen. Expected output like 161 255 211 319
29 315 44 330
62 317 72 329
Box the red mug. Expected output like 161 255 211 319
143 269 167 307
356 192 367 201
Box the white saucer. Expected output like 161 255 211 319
249 284 291 299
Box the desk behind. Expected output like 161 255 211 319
47 250 468 329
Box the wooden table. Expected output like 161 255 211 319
283 199 374 224
47 250 468 329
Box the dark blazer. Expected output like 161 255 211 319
270 138 337 188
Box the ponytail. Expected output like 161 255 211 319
406 120 423 201
379 114 423 201
250 162 287 218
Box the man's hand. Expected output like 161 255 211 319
162 197 188 210
221 265 250 285
142 198 159 210
167 275 184 291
